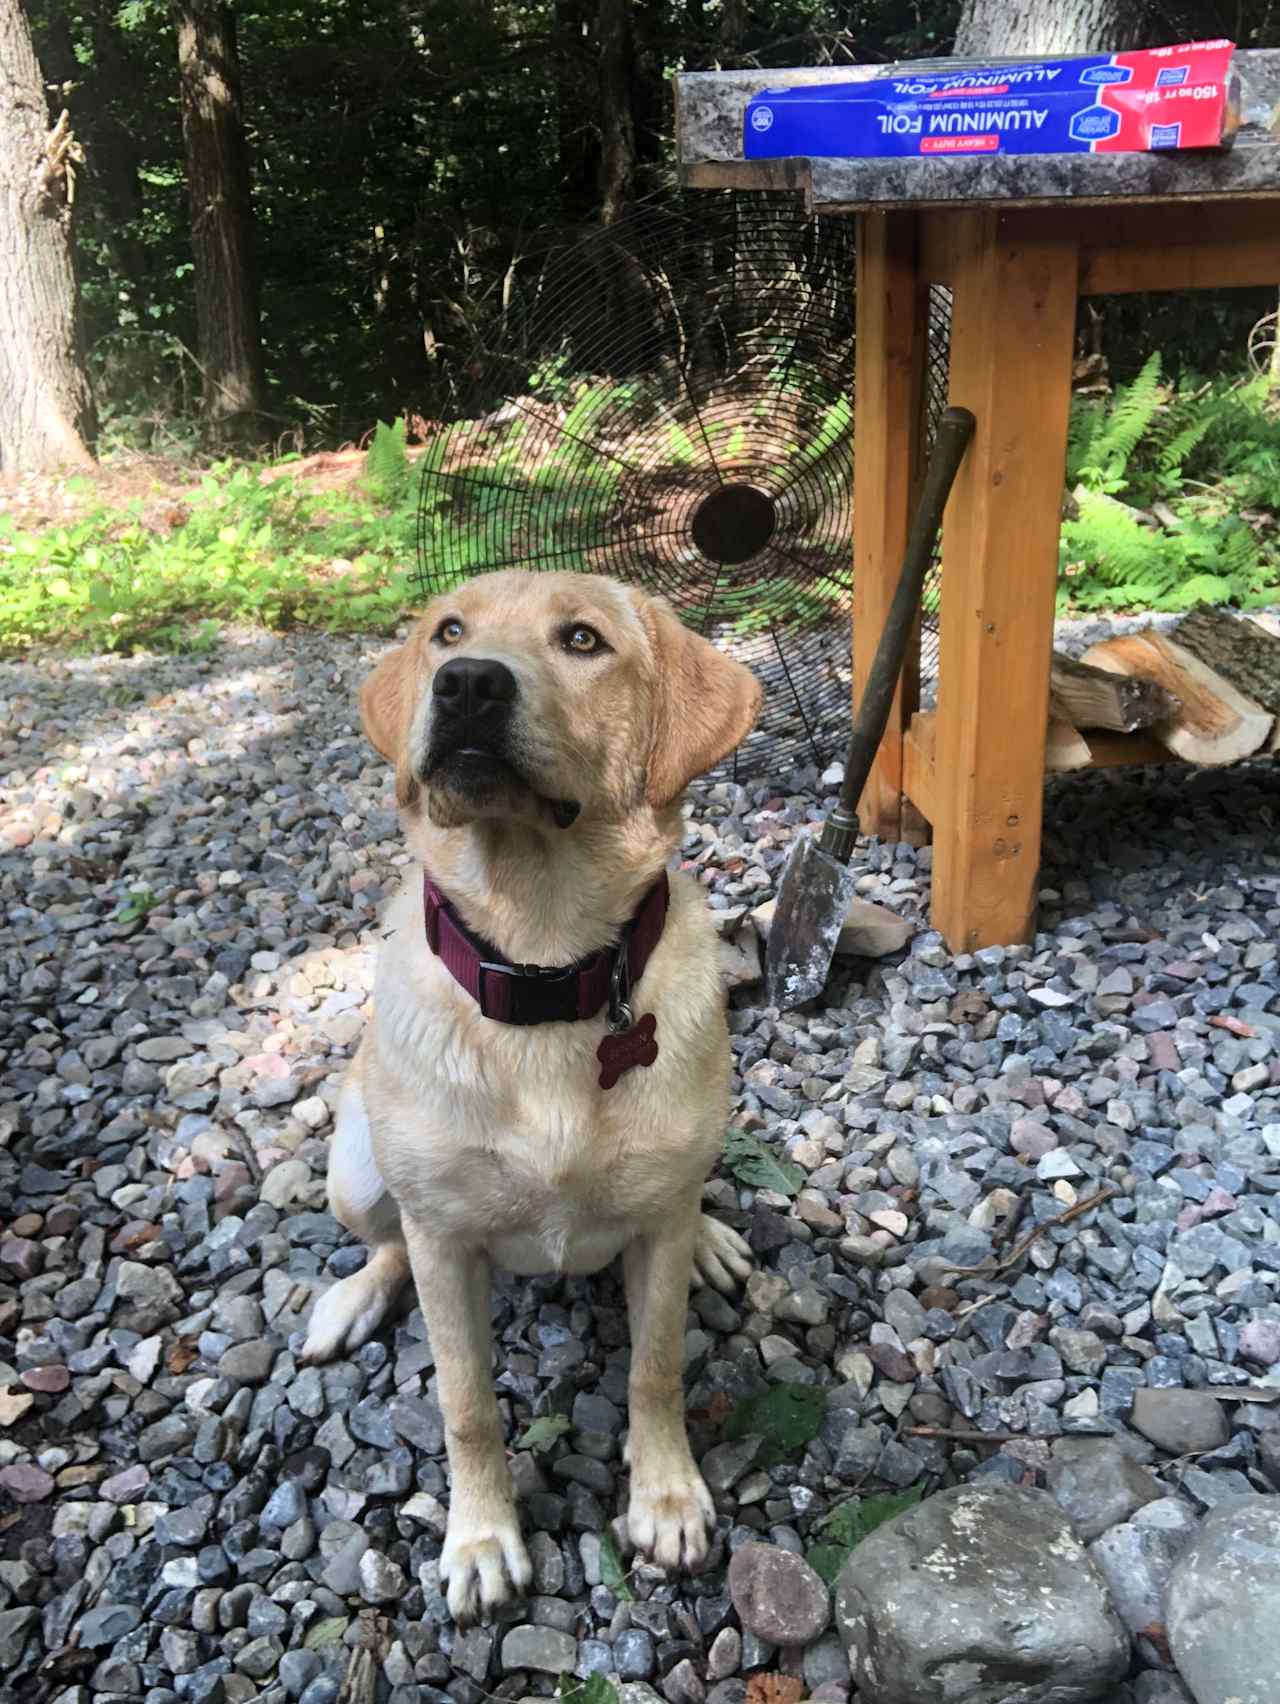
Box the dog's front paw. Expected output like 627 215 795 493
693 1214 752 1294
300 1260 402 1364
441 1503 532 1625
627 1456 715 1572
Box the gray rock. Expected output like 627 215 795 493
452 1628 496 1682
662 1659 706 1704
0 1606 39 1667
1046 1438 1163 1541
358 1547 406 1604
702 1437 761 1493
1132 1676 1194 1704
728 1541 830 1647
321 1531 368 1596
1130 1388 1230 1456
280 1651 323 1697
235 1636 283 1678
1088 1515 1191 1637
707 1628 741 1681
615 1629 657 1680
835 1484 1128 1704
500 1624 578 1674
1167 1495 1280 1704
77 1603 143 1647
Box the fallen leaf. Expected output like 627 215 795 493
599 1531 634 1601
559 1674 618 1704
166 1335 199 1375
817 1487 924 1550
304 1616 349 1650
514 1414 571 1453
723 1128 804 1197
725 1385 825 1467
745 1674 805 1704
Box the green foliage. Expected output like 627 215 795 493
806 1488 924 1588
599 1532 634 1601
559 1674 619 1704
1061 369 1280 615
365 419 410 505
303 1617 349 1650
725 1384 825 1467
1068 353 1165 495
0 461 418 656
722 1128 804 1197
116 888 157 924
515 1415 571 1453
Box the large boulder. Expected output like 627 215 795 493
1166 1495 1280 1704
834 1483 1128 1704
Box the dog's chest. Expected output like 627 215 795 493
379 1036 708 1271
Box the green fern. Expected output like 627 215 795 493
365 417 409 504
1068 353 1164 495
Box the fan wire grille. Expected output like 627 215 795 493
414 191 857 784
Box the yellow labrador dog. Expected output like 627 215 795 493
301 569 760 1624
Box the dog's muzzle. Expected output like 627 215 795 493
424 655 518 778
423 654 579 828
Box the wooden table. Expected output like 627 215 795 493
675 52 1280 950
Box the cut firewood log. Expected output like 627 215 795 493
1251 610 1280 641
1050 651 1181 732
1082 630 1273 765
1174 608 1280 756
1173 607 1280 716
1046 707 1092 771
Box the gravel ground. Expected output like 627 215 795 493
2 624 1280 1704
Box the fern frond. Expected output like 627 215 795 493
1092 352 1164 476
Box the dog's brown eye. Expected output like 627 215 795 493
565 625 601 654
437 618 464 645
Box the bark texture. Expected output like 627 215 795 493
954 0 1128 57
173 0 265 425
1174 607 1280 718
0 0 95 473
597 0 635 224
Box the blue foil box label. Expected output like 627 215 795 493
743 40 1238 161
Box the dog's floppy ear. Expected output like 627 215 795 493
360 635 423 806
640 597 762 808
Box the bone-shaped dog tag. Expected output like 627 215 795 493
597 1012 658 1090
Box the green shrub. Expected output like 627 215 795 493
1060 361 1280 614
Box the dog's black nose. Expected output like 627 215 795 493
432 656 517 721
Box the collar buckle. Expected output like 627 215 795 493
607 944 634 1034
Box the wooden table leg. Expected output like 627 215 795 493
931 209 1079 952
853 210 928 844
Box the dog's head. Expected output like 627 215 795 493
360 570 761 832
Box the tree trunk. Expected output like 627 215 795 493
172 0 265 428
0 0 95 473
596 0 634 225
556 0 596 223
954 0 1128 58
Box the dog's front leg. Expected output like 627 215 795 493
402 1227 532 1624
622 1209 715 1571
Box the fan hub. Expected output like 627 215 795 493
690 483 776 567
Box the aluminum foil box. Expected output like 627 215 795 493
744 40 1241 160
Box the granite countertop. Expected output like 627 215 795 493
674 50 1280 210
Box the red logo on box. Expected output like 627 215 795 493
921 134 1000 153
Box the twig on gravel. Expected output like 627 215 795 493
904 1426 1060 1445
992 1190 1029 1253
943 1186 1118 1278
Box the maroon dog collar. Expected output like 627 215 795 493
422 869 669 1031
